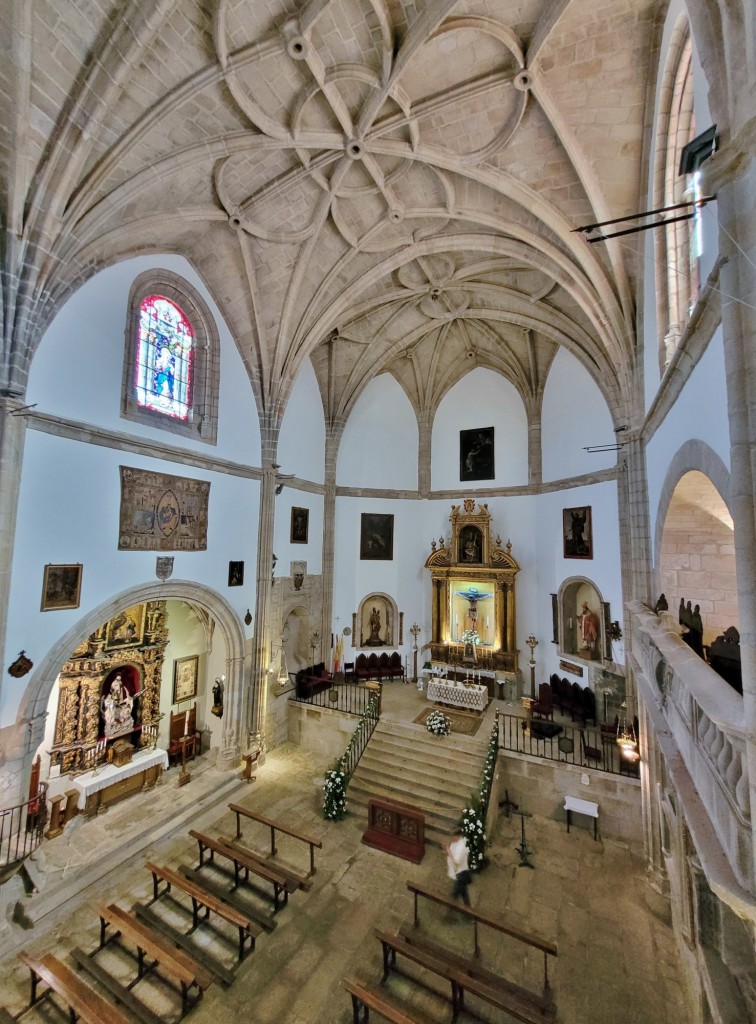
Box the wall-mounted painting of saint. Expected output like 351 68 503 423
228 560 244 586
290 506 309 544
360 513 394 560
460 427 494 481
563 506 593 559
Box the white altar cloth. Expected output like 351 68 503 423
427 679 488 712
73 748 168 809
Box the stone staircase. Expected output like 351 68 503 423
346 717 489 847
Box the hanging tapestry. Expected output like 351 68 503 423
118 466 210 551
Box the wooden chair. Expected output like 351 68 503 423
580 730 603 766
582 688 597 726
343 662 355 682
167 704 200 766
531 682 554 720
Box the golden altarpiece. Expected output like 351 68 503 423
50 601 168 774
424 500 520 673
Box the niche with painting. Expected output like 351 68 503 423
559 578 609 662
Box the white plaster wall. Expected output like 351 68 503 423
646 328 731 545
159 600 210 749
431 369 528 489
541 350 616 480
2 432 258 726
277 359 325 484
337 375 418 489
274 489 324 577
534 481 624 680
27 254 261 465
642 1 717 410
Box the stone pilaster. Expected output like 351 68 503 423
0 397 29 712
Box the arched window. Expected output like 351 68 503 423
136 295 194 420
122 270 220 443
653 18 699 371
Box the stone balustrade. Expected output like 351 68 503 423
628 601 752 893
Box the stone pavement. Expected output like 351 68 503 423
0 689 692 1023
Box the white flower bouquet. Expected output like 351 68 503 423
426 709 451 737
461 629 480 644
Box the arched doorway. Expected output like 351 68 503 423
658 470 739 647
9 582 246 808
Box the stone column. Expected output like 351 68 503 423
715 156 756 880
321 427 342 664
0 397 30 710
217 654 244 769
417 409 432 496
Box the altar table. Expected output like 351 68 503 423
73 748 168 815
427 679 488 712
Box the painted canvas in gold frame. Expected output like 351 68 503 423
104 603 147 650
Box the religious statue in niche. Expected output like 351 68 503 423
459 525 482 563
577 602 600 655
100 674 135 738
359 595 394 647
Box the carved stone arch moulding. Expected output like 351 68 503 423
425 499 520 673
557 576 612 664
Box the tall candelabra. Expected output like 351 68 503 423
309 629 321 666
526 633 539 699
410 622 421 683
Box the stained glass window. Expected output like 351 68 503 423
135 295 194 420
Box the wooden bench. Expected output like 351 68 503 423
374 929 463 1017
397 930 556 1024
19 950 133 1024
145 861 257 961
229 803 323 876
0 1009 17 1024
69 948 164 1024
342 977 438 1024
189 830 295 911
221 833 314 892
407 880 558 991
97 903 212 1011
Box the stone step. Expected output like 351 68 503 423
345 785 461 844
359 740 483 784
354 759 477 803
376 718 492 755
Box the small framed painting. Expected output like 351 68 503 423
460 427 494 481
360 513 394 560
290 507 309 544
104 603 147 650
173 654 199 704
228 560 244 586
563 506 593 559
40 564 83 612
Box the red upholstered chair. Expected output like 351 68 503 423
580 730 603 766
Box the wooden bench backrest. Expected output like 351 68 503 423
20 951 133 1024
343 977 435 1024
228 804 323 848
189 830 289 886
98 904 211 989
145 861 250 929
169 709 186 742
406 881 557 957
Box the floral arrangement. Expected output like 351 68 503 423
460 802 486 871
426 708 451 737
323 757 347 820
461 629 480 644
460 712 500 869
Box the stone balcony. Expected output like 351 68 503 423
628 601 754 908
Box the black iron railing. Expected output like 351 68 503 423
0 783 49 871
497 714 640 778
291 683 376 718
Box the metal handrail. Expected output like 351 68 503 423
0 783 49 871
497 714 640 777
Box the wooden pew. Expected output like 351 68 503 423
229 803 323 876
189 830 296 912
19 950 133 1024
406 880 558 991
97 903 212 1011
69 948 164 1024
220 835 314 893
342 977 438 1024
145 861 257 961
374 929 463 1017
0 1009 18 1024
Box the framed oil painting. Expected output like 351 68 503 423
228 560 244 586
360 513 394 561
460 427 494 481
105 603 147 649
40 564 82 611
290 507 309 544
173 654 199 704
563 506 593 559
